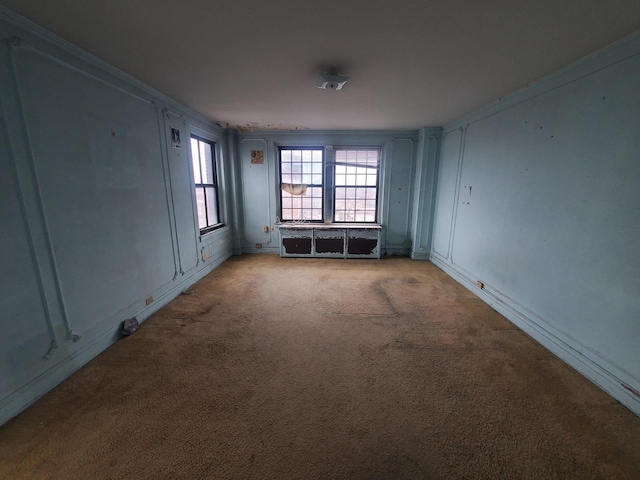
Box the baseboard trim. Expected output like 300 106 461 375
0 253 231 426
242 244 280 255
384 246 411 256
429 255 640 417
410 251 430 260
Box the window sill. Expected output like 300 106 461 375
199 223 225 236
277 223 381 230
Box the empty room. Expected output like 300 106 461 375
1 1 639 478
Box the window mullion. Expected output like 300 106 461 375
324 146 334 223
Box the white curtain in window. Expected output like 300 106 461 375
281 183 308 196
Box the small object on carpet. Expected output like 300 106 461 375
121 317 139 336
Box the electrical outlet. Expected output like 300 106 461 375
255 243 263 249
263 225 269 233
145 295 154 305
475 281 484 289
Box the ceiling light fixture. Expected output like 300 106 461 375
315 69 350 90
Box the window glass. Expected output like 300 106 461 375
333 148 380 223
200 142 214 184
279 148 323 221
190 135 222 233
191 138 201 184
195 188 206 229
205 187 219 225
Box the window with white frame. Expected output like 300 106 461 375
278 146 381 224
279 147 324 221
333 148 380 223
190 135 222 233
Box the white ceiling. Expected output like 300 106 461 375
3 0 640 131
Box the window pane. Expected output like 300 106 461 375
195 188 206 229
191 138 201 184
281 162 292 183
335 164 346 185
290 162 302 183
307 186 322 196
367 150 379 165
334 187 376 223
206 187 219 226
200 141 214 184
335 148 380 167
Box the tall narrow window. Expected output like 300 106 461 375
279 147 323 221
190 135 221 233
334 148 380 222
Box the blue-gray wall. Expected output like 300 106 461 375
431 32 640 415
0 11 234 425
236 130 440 256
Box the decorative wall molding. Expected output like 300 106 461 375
443 30 640 134
430 255 640 416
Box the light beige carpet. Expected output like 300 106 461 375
1 255 639 479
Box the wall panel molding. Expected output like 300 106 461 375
4 38 79 345
432 29 640 415
410 129 441 258
431 255 640 416
0 11 234 427
443 31 640 135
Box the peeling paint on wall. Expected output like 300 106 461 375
282 237 312 254
347 238 378 255
237 123 310 133
316 238 344 254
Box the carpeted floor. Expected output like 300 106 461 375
1 254 639 479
